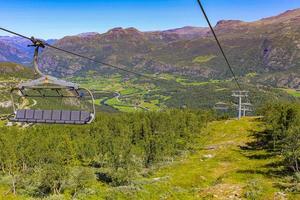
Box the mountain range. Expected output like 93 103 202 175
1 8 300 88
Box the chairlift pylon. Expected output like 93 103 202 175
9 38 96 124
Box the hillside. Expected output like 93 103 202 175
0 37 57 65
0 62 34 79
0 9 300 88
0 62 34 114
36 8 300 89
103 118 297 199
1 117 299 199
0 36 33 64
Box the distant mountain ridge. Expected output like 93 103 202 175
1 8 300 88
0 37 57 65
157 26 209 39
0 26 210 66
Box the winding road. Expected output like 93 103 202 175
100 91 149 111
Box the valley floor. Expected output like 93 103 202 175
1 118 299 200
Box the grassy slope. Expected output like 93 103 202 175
102 118 299 200
0 62 34 79
0 118 299 199
0 62 32 114
283 88 300 98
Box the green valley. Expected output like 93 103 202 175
1 2 300 200
1 62 299 116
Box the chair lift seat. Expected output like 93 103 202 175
9 43 96 125
10 109 92 124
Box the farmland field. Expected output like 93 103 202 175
282 88 300 98
0 65 299 115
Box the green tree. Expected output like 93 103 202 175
68 167 94 198
283 126 300 172
36 164 68 195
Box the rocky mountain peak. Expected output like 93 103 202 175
125 27 141 33
259 8 300 24
161 26 209 39
215 20 244 28
104 27 143 38
107 27 124 33
77 32 99 38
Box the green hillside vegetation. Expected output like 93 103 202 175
192 55 216 64
283 89 300 97
0 109 213 199
0 62 299 117
2 104 300 199
250 68 300 89
105 117 300 199
68 73 299 114
2 8 300 200
0 62 34 79
259 102 300 169
0 62 34 114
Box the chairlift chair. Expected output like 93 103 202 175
9 38 95 124
214 102 229 111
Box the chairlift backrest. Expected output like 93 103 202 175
9 40 95 124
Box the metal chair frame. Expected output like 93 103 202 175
9 39 96 124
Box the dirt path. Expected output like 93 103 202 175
18 98 37 109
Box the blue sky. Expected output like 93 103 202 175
1 0 300 39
